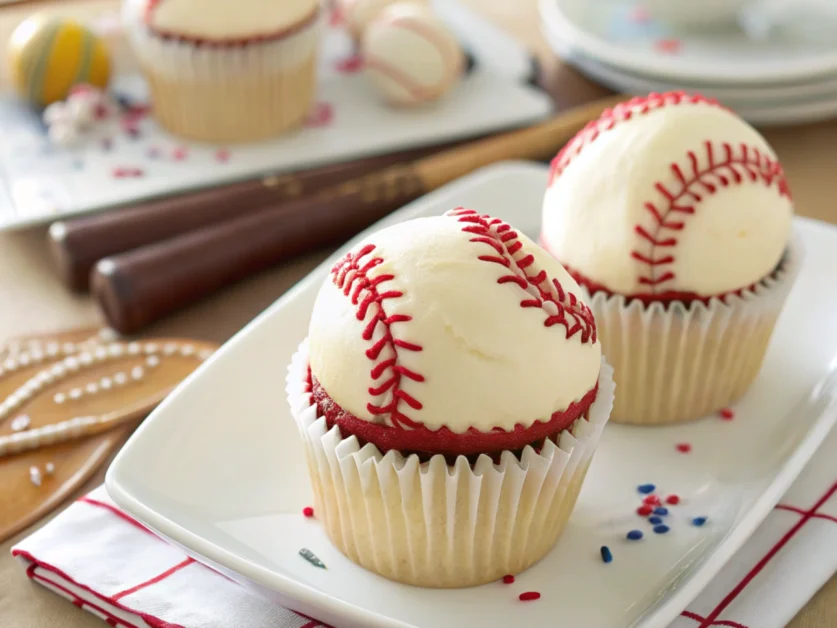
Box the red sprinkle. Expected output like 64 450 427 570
643 495 660 506
215 148 231 163
302 506 314 518
676 443 693 453
173 147 188 161
655 38 682 54
665 495 681 505
502 574 515 584
636 505 653 516
719 408 735 420
519 592 541 602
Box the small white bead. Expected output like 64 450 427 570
163 343 177 356
11 415 30 431
46 342 60 356
65 357 80 371
144 343 159 354
3 359 17 371
114 372 127 385
79 352 93 366
45 462 55 475
108 344 124 358
16 388 32 401
100 377 112 390
94 347 108 361
50 364 66 377
85 382 98 394
37 371 53 384
131 366 144 380
99 328 119 342
54 392 66 404
146 355 160 368
18 354 30 366
30 350 44 362
62 343 75 354
29 466 42 487
69 388 83 400
180 345 195 357
128 342 141 355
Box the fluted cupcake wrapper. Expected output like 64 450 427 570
585 231 803 425
122 6 321 142
287 340 614 588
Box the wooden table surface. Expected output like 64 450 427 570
1 1 836 627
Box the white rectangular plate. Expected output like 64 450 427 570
107 162 837 628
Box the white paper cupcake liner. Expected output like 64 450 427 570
287 340 614 588
585 231 803 425
122 4 321 141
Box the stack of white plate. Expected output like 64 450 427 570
539 0 837 125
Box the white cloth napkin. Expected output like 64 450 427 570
13 426 837 628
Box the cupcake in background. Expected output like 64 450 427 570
122 0 321 143
288 207 613 587
541 91 799 425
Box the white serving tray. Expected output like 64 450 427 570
106 162 837 628
0 0 550 230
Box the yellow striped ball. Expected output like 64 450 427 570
9 14 111 107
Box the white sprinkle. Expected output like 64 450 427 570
50 364 66 377
18 354 30 366
3 359 17 371
94 347 108 361
69 388 83 400
99 328 119 342
45 462 55 475
30 350 44 362
131 366 144 380
53 392 66 404
85 382 98 394
11 415 30 431
100 377 112 390
29 466 42 487
146 355 160 368
79 352 93 366
144 343 159 354
62 343 75 354
46 342 60 356
37 371 53 384
108 344 124 358
114 372 127 385
180 344 195 357
65 357 80 371
16 388 32 401
128 342 141 355
163 343 178 355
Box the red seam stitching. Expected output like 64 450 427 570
632 140 791 292
32 573 141 628
330 243 424 430
681 610 748 628
448 208 597 343
112 558 195 601
775 503 837 524
548 91 724 185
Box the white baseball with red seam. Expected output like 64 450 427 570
338 0 429 40
360 3 463 107
307 209 601 434
541 92 794 298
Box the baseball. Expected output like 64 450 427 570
541 92 793 299
337 0 429 41
307 208 601 456
361 2 464 107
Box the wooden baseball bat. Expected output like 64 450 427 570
91 94 626 334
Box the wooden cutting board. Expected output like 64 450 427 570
0 326 217 542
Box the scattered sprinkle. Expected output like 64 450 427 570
648 516 663 525
29 466 42 487
637 484 656 494
643 495 660 506
502 574 515 584
653 525 670 534
629 5 651 23
215 148 231 163
600 546 613 563
11 415 31 431
654 507 669 516
719 408 735 420
636 505 653 516
146 146 161 159
45 462 55 475
304 102 335 128
665 494 680 505
626 530 643 541
113 167 144 178
334 55 364 73
519 592 541 602
302 506 315 518
692 517 708 527
655 38 682 54
675 443 692 453
172 147 188 161
299 548 326 569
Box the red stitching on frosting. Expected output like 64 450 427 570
330 243 424 429
548 91 724 186
632 141 791 291
448 208 596 344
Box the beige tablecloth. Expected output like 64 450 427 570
2 1 837 626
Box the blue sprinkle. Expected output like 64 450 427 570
626 529 643 541
637 484 656 494
654 507 669 516
692 516 708 527
600 545 613 563
653 524 670 534
648 516 663 525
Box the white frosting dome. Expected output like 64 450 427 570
308 209 602 434
140 0 318 39
542 92 794 297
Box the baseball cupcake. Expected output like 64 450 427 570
288 208 613 587
122 0 321 142
541 91 800 425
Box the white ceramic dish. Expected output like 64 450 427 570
107 162 837 628
539 0 837 84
